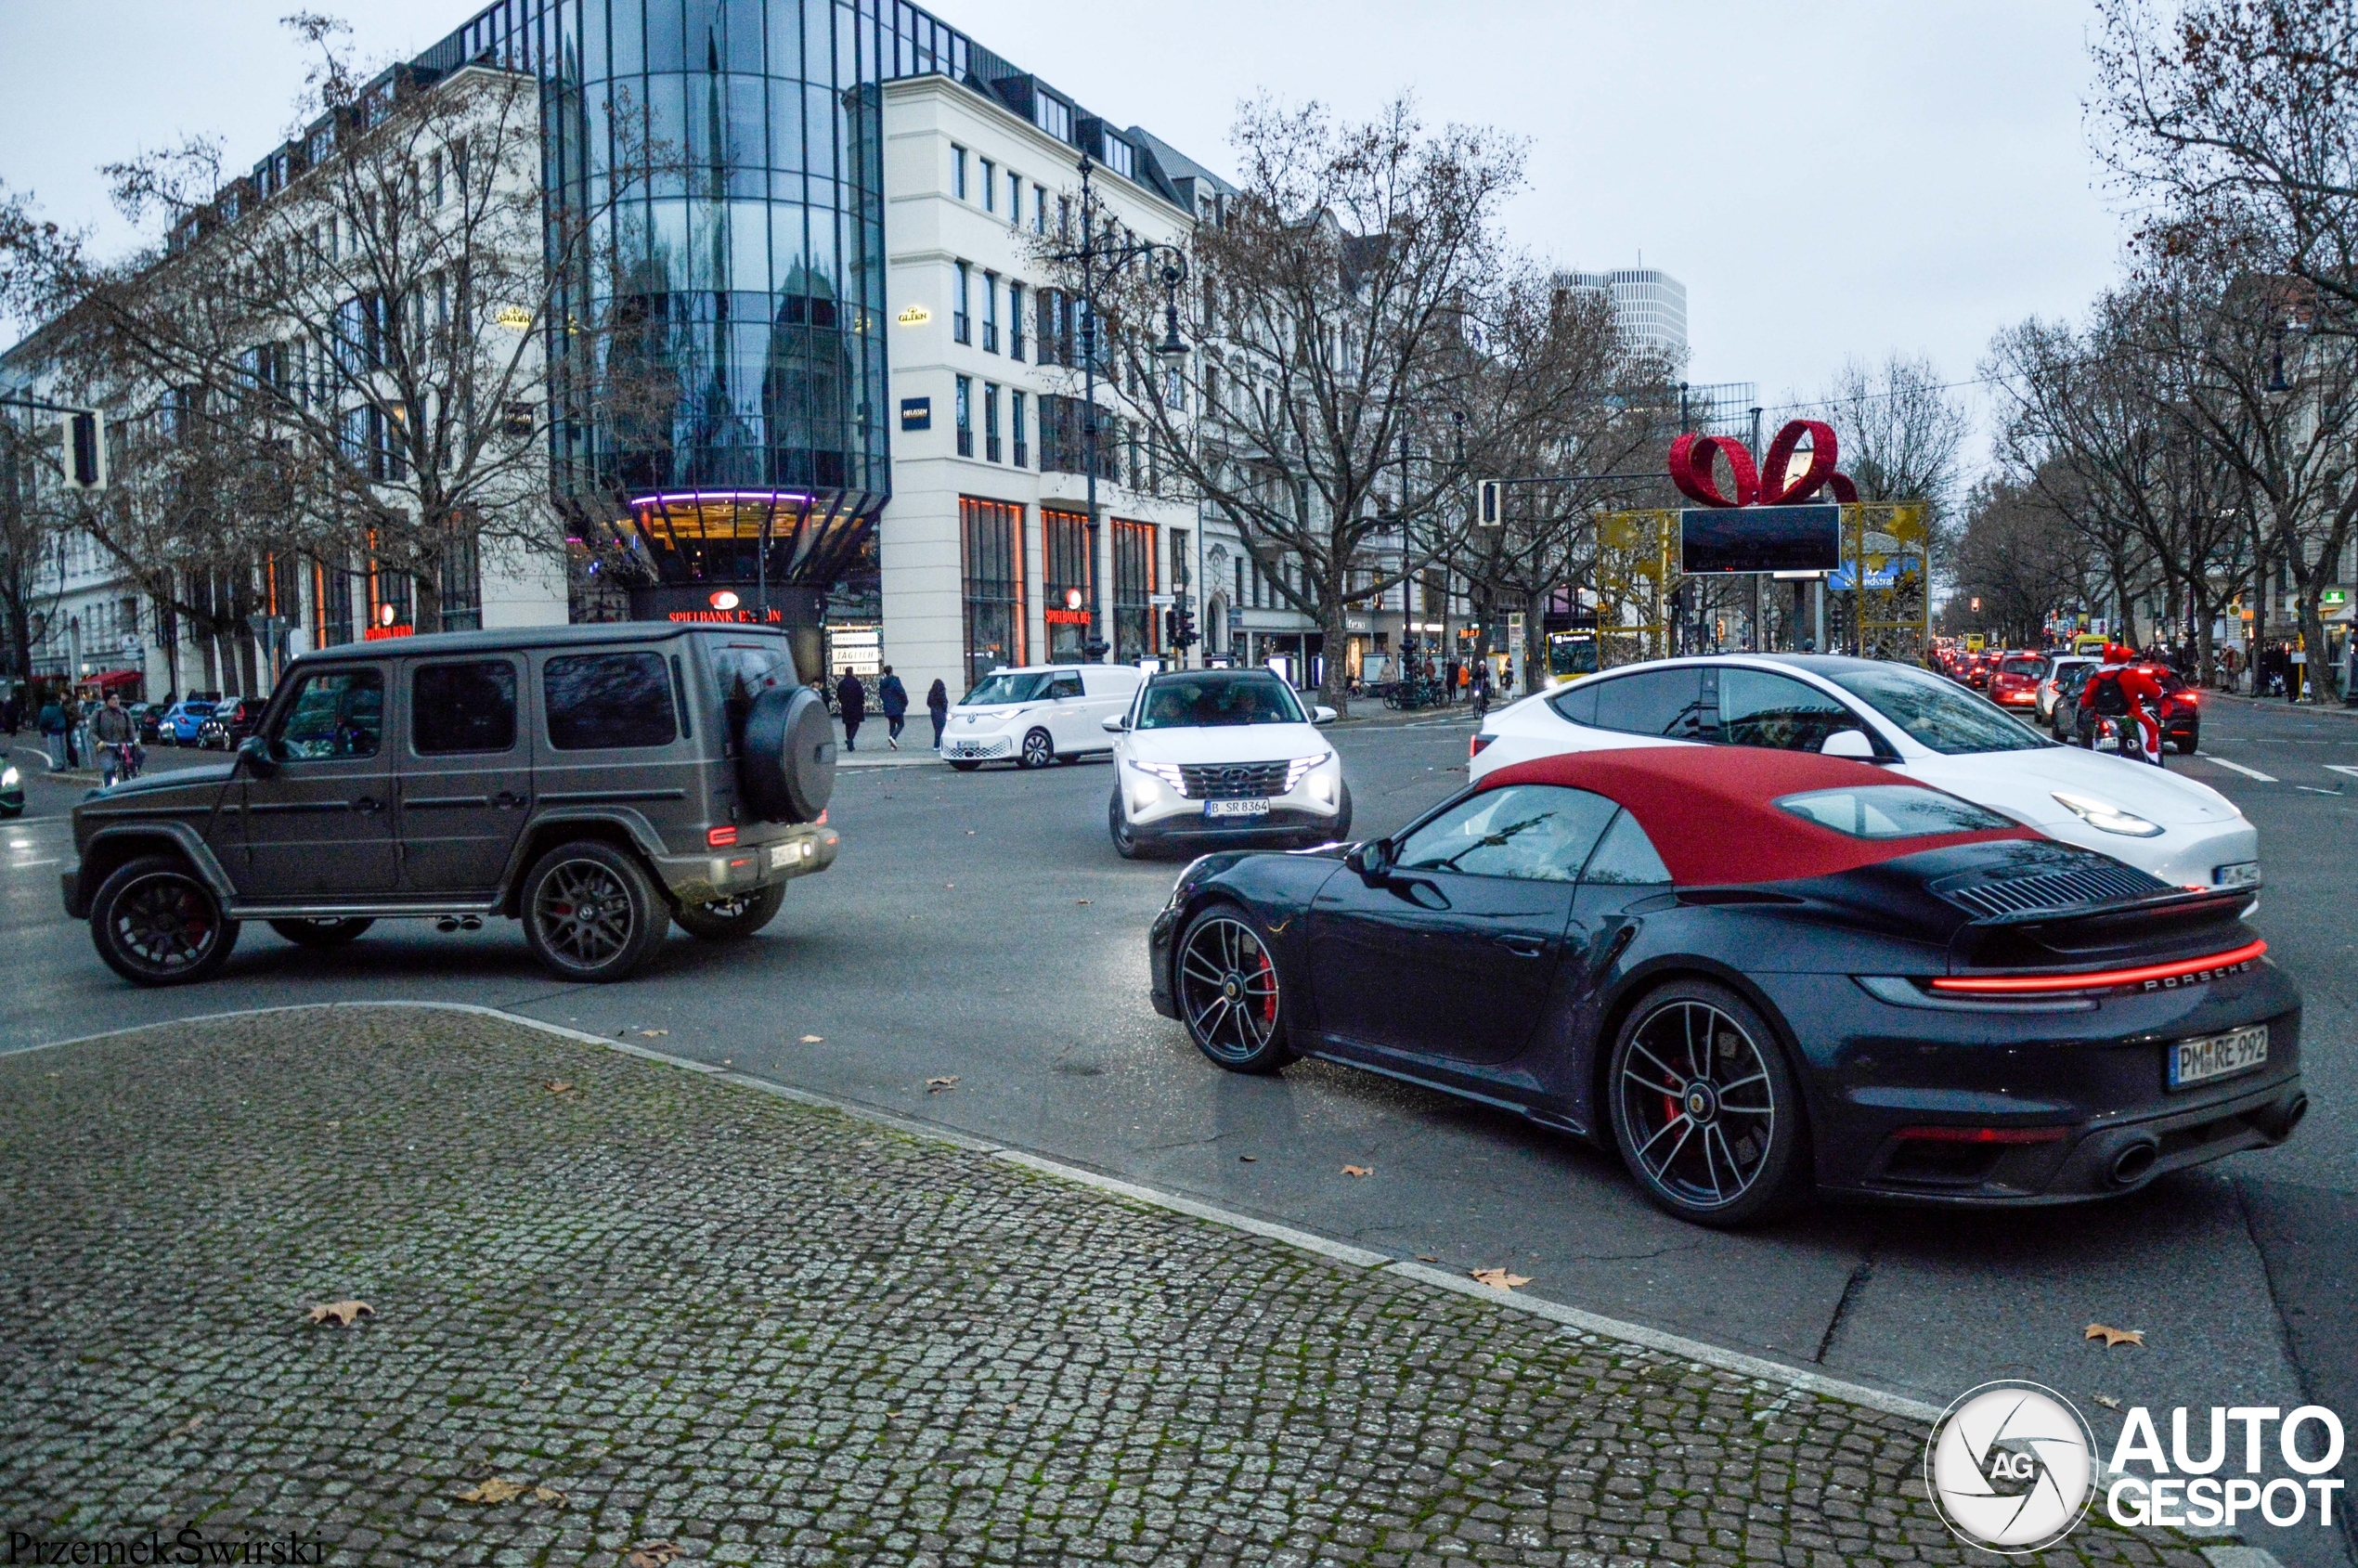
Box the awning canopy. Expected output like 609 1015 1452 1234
80 668 144 690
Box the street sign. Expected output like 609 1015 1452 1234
1477 480 1502 526
1678 505 1841 575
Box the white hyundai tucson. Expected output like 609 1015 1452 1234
1469 654 2258 891
1106 667 1350 858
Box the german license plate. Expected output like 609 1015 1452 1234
2167 1024 2269 1090
1205 798 1270 820
769 842 794 869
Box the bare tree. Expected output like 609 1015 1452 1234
1056 95 1547 712
48 16 650 638
1947 473 2106 646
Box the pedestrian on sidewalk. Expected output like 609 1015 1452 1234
38 693 68 766
926 678 950 749
877 665 909 750
92 693 136 787
835 667 866 751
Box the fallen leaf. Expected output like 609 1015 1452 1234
1342 1165 1372 1177
1238 1155 1257 1162
531 1485 564 1504
945 882 954 888
455 1478 527 1504
965 830 976 835
305 1300 374 1327
175 1413 208 1434
2085 1322 2144 1348
926 1076 959 1092
544 1081 574 1094
799 1034 823 1043
1471 1268 1533 1291
637 1030 667 1038
628 1544 685 1568
1075 899 1091 905
1416 1255 1439 1263
2092 1393 2123 1410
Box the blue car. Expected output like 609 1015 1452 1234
159 700 215 745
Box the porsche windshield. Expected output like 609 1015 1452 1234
1136 673 1305 729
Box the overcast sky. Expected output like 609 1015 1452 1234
1 0 2131 469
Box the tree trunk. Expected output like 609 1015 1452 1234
2297 593 2328 704
1320 596 1352 718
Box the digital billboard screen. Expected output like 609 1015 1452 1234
1678 505 1842 575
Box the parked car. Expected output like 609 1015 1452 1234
1469 654 2256 891
942 663 1145 771
1150 744 2302 1225
158 699 216 745
1987 653 2047 711
196 695 267 750
61 624 839 987
129 704 163 745
2035 654 2096 724
1106 667 1347 858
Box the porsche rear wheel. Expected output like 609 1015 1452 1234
1608 980 1807 1227
1174 906 1294 1073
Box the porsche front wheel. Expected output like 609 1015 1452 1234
1174 906 1294 1073
1608 980 1808 1226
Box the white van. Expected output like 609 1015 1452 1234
943 663 1146 771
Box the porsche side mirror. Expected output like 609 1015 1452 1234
1101 715 1127 733
237 734 279 778
1312 705 1337 726
1820 729 1876 760
1346 837 1393 877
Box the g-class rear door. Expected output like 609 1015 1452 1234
397 653 534 895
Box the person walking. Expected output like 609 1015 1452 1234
877 664 909 750
835 667 867 752
92 692 136 787
926 677 950 750
38 693 68 769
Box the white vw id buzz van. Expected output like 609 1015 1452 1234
943 664 1145 771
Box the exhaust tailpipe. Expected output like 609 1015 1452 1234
435 916 460 933
2109 1139 2159 1187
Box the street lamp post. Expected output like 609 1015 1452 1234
1050 153 1190 663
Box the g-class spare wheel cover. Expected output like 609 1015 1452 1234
742 685 836 823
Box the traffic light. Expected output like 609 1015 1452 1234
1162 607 1176 646
1477 479 1502 526
62 408 105 490
1172 606 1196 648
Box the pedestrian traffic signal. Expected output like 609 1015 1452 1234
1171 606 1197 648
1477 479 1502 526
62 409 105 490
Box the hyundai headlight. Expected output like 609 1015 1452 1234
1284 752 1331 794
2053 790 2164 837
0 766 17 788
1131 759 1186 796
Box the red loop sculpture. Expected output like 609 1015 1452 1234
1670 420 1859 508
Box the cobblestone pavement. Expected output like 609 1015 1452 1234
0 1006 2222 1567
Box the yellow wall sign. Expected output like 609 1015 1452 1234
896 305 930 326
493 305 534 330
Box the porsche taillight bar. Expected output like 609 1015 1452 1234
1929 938 2267 994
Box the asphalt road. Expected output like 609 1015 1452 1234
4 696 2352 1565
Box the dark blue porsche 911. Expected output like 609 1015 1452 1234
1147 745 2303 1226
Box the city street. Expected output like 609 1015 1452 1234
3 694 2352 1564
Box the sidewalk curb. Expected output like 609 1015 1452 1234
2205 690 2358 720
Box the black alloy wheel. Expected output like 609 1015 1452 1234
268 917 376 948
1174 907 1294 1073
1018 727 1056 770
89 854 241 986
1108 789 1147 860
672 883 785 940
521 840 665 982
1608 980 1807 1226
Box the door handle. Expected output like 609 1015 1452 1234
354 796 385 814
1494 935 1548 958
492 789 527 808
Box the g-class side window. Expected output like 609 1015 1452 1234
543 652 678 750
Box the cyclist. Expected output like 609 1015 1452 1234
91 692 139 787
2075 642 2166 765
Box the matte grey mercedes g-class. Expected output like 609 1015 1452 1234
61 624 838 986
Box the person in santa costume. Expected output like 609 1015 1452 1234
2075 641 2167 764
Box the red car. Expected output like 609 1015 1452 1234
1987 653 2048 709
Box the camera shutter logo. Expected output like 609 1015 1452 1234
1925 1381 2095 1552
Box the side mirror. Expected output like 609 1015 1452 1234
1820 728 1876 760
1346 837 1393 876
1311 705 1337 726
1101 715 1126 733
237 734 279 778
